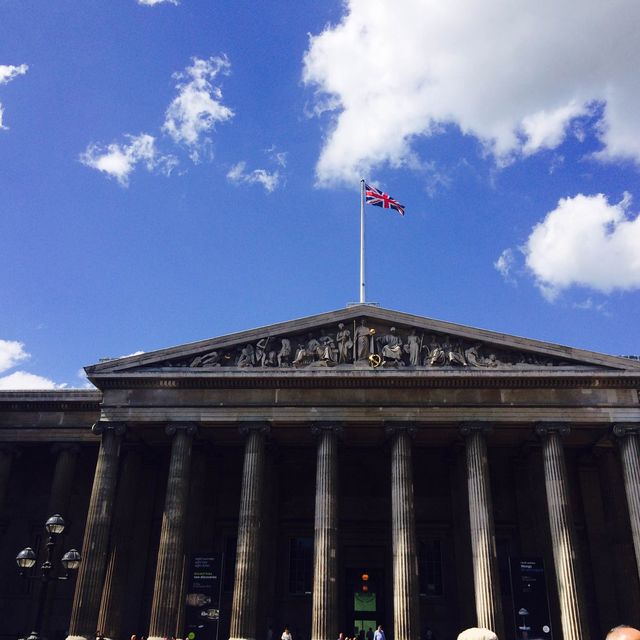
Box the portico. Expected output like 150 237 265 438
1 305 640 639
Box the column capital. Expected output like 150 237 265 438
238 421 271 437
384 421 417 438
460 421 493 437
612 423 640 438
165 422 198 437
50 443 81 455
91 421 127 436
535 422 570 438
311 422 344 438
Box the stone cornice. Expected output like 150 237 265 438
87 370 640 391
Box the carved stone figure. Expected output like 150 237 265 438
447 339 467 366
191 350 222 367
424 335 445 366
336 323 353 364
464 344 484 367
293 334 322 367
255 337 270 367
377 327 404 365
318 331 338 365
354 320 372 361
237 344 255 367
278 338 291 367
464 343 499 368
405 330 421 366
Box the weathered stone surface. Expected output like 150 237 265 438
536 423 590 640
613 423 640 583
229 423 268 640
148 424 197 640
311 424 341 640
66 422 125 640
387 423 420 640
460 423 504 638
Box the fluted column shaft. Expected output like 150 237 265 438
536 424 590 640
42 445 80 637
311 425 340 640
229 424 268 640
98 449 142 640
67 422 126 640
48 444 80 515
148 424 197 640
461 424 504 638
0 445 17 513
614 423 640 581
387 424 420 640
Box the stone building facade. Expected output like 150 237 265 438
1 305 640 640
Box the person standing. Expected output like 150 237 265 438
281 626 292 640
366 628 374 640
373 625 386 640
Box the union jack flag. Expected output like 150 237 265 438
365 182 405 216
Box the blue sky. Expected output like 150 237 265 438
1 0 639 388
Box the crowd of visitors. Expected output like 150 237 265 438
87 621 640 640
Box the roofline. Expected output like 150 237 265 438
85 304 640 373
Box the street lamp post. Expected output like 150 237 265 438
16 514 81 640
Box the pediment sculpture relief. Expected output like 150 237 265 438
158 320 573 370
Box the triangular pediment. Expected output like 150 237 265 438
85 305 640 376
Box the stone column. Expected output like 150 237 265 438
229 422 269 640
97 449 142 640
460 423 505 639
311 423 342 640
42 445 80 637
613 423 640 582
386 422 420 640
0 445 18 513
535 423 590 640
48 444 80 515
148 423 197 640
67 422 126 640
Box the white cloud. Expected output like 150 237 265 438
0 339 29 374
0 64 28 85
163 56 234 159
80 133 177 186
138 0 178 5
266 145 288 168
227 161 280 193
494 248 516 283
0 371 66 390
303 0 640 185
524 192 640 301
0 64 28 131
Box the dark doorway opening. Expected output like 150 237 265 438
345 567 386 639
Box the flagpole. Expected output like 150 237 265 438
360 178 365 303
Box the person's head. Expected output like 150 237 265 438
377 626 383 631
456 629 498 640
606 626 640 640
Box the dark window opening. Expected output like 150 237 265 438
418 538 443 597
223 536 237 592
289 537 313 594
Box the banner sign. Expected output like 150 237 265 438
509 558 553 640
184 553 222 640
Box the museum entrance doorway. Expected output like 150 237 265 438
345 567 386 639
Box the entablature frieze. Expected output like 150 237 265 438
90 371 640 391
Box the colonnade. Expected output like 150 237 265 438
57 420 640 640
